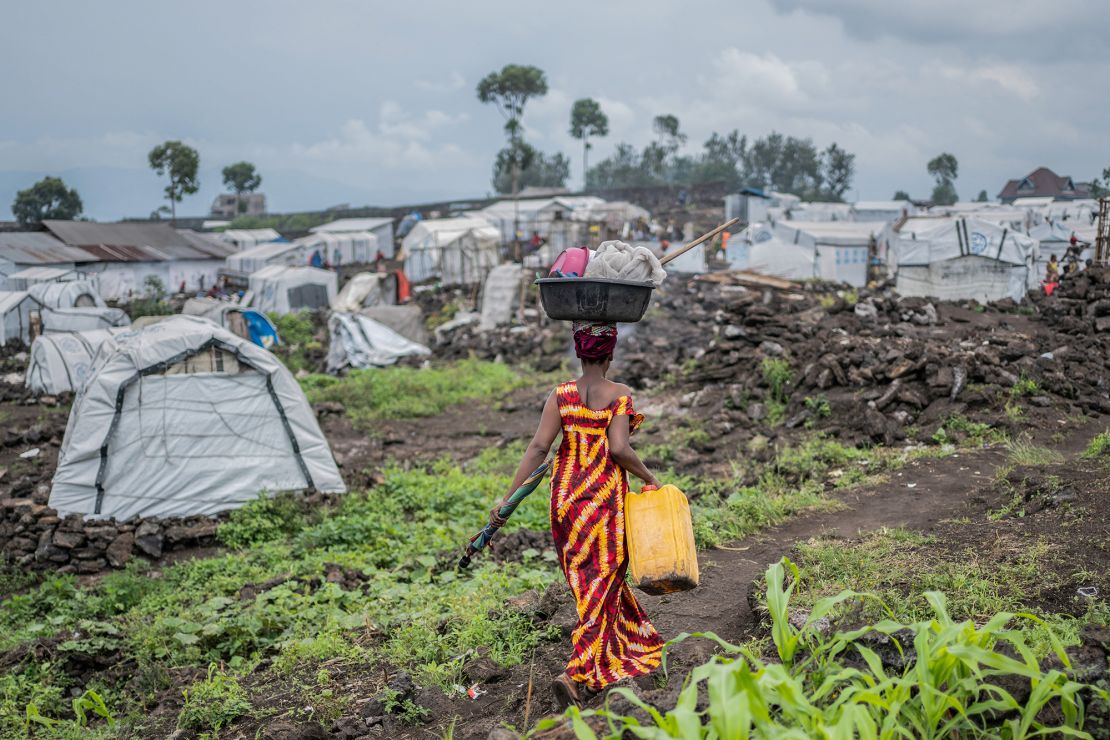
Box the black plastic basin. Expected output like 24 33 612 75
535 277 655 322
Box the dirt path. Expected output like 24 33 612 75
637 419 1101 677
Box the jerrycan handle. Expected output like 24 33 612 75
637 484 659 494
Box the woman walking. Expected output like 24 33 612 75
490 321 665 708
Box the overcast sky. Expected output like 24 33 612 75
1 0 1105 220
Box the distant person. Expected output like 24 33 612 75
1045 254 1060 284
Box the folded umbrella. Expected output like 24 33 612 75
458 460 550 569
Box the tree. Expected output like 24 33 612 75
740 132 822 197
221 162 262 214
1088 167 1110 198
819 143 855 202
975 189 989 202
476 64 548 250
148 141 200 224
569 98 609 187
11 176 83 225
927 153 959 206
652 114 687 153
492 142 569 193
587 143 658 190
893 190 911 201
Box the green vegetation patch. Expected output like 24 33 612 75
556 558 1108 737
301 358 524 425
0 454 558 736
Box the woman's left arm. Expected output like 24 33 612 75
489 392 561 525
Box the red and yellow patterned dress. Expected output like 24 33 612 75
550 380 665 690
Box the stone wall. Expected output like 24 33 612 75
0 484 220 573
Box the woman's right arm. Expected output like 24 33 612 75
489 392 561 525
608 414 660 488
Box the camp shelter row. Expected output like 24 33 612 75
0 221 235 301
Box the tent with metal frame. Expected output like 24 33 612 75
49 315 345 520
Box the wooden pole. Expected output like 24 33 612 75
659 218 740 267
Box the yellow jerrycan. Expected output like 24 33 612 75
625 484 699 595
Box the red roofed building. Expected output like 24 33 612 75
997 167 1091 203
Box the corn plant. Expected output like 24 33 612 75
537 558 1108 739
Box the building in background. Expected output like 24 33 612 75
210 192 267 218
997 167 1091 203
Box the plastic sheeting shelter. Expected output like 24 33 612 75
773 221 882 287
41 307 131 334
401 218 501 285
0 292 37 345
5 267 84 291
28 280 105 309
748 237 818 281
182 298 280 349
49 316 345 520
227 232 379 275
326 312 430 372
357 305 429 345
332 272 398 313
892 217 1038 302
248 265 337 314
479 263 525 330
25 328 129 395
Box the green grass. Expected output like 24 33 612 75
177 665 251 733
685 435 885 549
1082 430 1110 459
1007 436 1065 466
760 358 793 427
0 454 559 736
301 359 525 426
787 528 1106 658
1010 374 1041 398
931 414 1006 447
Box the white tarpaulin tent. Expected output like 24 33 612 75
249 265 337 314
892 217 1038 302
479 263 525 330
332 272 398 313
1028 221 1095 274
49 315 345 520
28 279 105 308
41 306 131 334
773 221 882 286
851 200 916 223
357 305 429 345
227 232 379 275
0 292 37 345
6 267 85 291
220 229 282 249
401 218 501 285
748 236 818 281
25 327 129 395
310 218 395 256
326 312 430 372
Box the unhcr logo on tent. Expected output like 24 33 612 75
969 232 988 255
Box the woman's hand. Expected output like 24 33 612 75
489 500 509 528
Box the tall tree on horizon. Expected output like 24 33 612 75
569 98 609 189
222 161 262 214
927 153 959 206
477 64 548 251
11 176 83 225
148 141 200 224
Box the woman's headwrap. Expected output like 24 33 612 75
572 321 617 360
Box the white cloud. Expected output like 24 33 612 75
940 64 1040 101
290 102 471 171
415 71 466 92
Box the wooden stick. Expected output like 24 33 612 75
659 218 740 267
522 650 536 729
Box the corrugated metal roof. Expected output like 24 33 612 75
41 221 233 262
0 232 97 265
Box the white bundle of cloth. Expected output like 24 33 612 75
583 240 667 286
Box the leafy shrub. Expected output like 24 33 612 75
177 664 251 733
1082 430 1110 459
269 310 316 347
1011 374 1040 398
218 492 307 549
